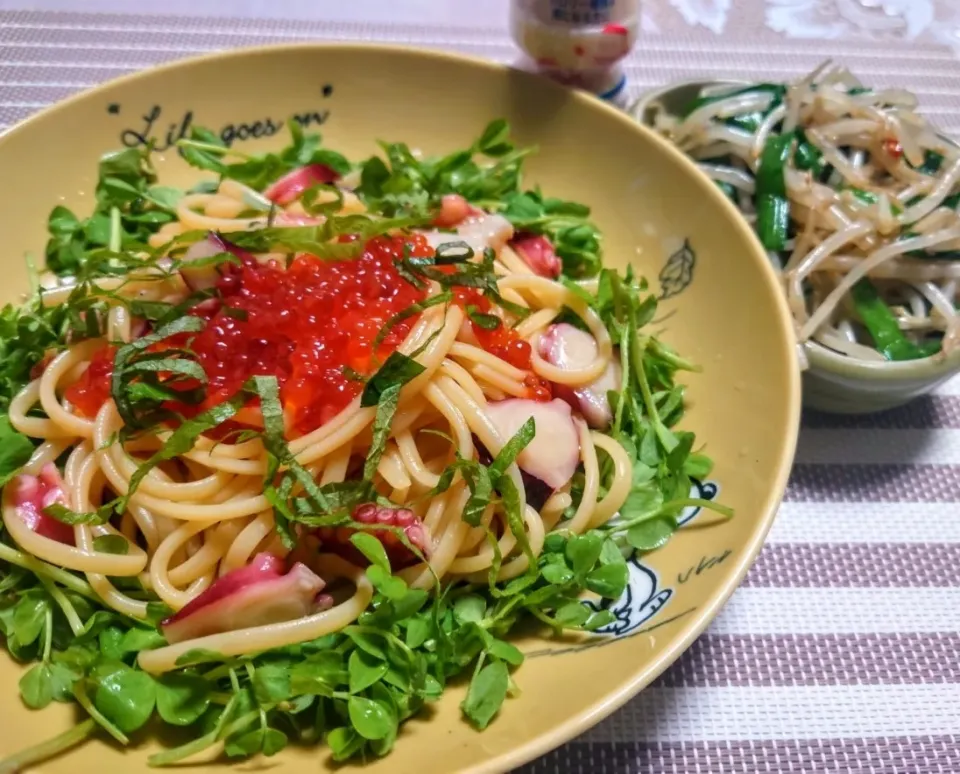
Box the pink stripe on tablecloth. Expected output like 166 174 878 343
0 44 193 67
743 543 960 587
654 633 960 688
785 464 960 502
519 736 960 774
802 396 960 430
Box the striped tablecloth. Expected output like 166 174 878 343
0 4 958 772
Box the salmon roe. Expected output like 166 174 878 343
199 234 432 433
453 288 552 401
68 234 432 435
64 345 116 418
66 233 553 429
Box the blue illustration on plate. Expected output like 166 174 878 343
678 477 719 526
585 557 673 636
586 477 720 636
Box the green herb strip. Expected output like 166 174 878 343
110 315 206 429
850 279 941 360
755 133 793 251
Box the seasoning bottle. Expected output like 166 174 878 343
510 0 639 106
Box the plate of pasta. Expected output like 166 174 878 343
0 45 800 774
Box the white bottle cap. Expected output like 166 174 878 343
510 0 638 106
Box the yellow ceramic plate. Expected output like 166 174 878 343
0 44 800 773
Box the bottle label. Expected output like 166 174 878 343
510 0 637 100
